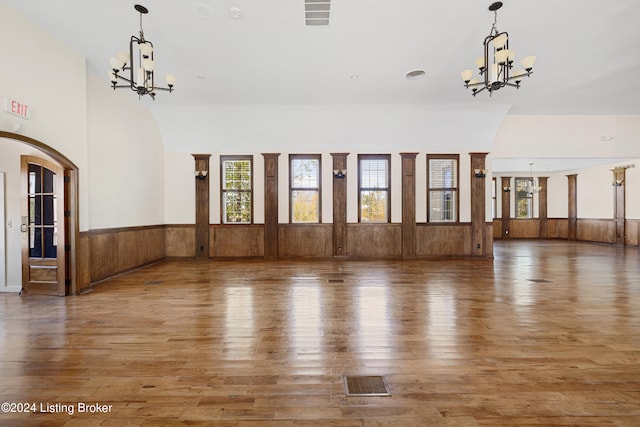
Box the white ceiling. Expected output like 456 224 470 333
4 0 640 172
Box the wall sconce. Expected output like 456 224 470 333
612 179 624 186
503 186 511 192
474 169 486 178
333 169 347 178
195 170 208 180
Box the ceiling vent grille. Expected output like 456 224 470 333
305 0 331 26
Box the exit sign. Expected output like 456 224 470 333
2 97 31 119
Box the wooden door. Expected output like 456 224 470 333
21 156 66 296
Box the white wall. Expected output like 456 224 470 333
86 72 165 229
0 172 5 291
0 1 89 230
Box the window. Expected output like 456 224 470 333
492 177 497 219
428 155 459 222
290 154 321 223
515 177 534 218
358 154 390 223
221 156 252 224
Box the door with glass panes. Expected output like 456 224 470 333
21 156 66 296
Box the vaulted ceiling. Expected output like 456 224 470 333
4 0 640 171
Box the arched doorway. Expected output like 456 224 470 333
0 131 79 296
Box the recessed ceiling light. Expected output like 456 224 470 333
600 136 614 141
191 1 214 19
405 70 426 80
229 6 242 19
349 74 360 80
196 75 206 80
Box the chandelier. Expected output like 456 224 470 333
108 5 176 100
460 2 536 96
525 163 542 195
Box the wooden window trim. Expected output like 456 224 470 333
427 154 460 223
289 154 322 224
220 155 254 224
358 154 391 223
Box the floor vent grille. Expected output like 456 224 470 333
305 0 331 26
343 375 391 396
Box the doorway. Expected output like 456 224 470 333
1 131 78 296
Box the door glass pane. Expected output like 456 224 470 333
28 164 41 193
43 195 55 226
43 168 55 193
30 228 42 258
44 227 57 258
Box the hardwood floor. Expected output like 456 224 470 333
1 240 639 426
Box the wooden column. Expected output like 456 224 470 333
501 177 511 239
400 153 418 259
470 153 488 256
331 153 349 256
193 154 211 258
262 153 280 259
612 167 626 245
567 174 577 241
538 177 548 238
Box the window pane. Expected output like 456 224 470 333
291 159 319 188
223 192 251 224
43 168 55 193
360 190 388 222
429 159 457 188
292 190 319 223
515 178 533 219
429 190 457 222
222 160 251 190
360 159 388 188
44 227 57 258
29 227 42 258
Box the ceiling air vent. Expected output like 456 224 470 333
305 0 331 26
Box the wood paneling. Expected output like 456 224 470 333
347 223 402 258
416 224 472 257
547 218 569 239
612 168 626 245
493 218 502 239
165 225 196 257
626 219 640 246
538 176 548 238
193 154 210 258
212 225 264 257
470 153 488 256
400 153 418 259
278 224 333 257
510 219 540 238
77 233 91 292
88 226 165 284
576 218 615 244
567 174 577 240
331 153 348 256
501 177 511 239
262 153 280 259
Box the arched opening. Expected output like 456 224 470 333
0 131 79 295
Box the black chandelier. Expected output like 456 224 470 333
460 2 535 96
108 4 176 100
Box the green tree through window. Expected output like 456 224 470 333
359 155 390 223
221 156 252 224
290 155 320 223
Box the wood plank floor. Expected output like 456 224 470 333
1 240 640 426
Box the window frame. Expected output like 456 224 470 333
427 154 460 223
220 155 254 224
358 154 391 224
514 177 534 219
289 154 322 224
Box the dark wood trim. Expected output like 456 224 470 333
567 174 577 240
400 153 418 259
538 177 548 238
86 224 166 235
357 154 391 223
288 154 321 224
331 153 349 256
470 152 488 256
427 154 460 223
193 154 211 258
612 167 626 245
501 177 511 239
2 132 79 296
262 153 280 259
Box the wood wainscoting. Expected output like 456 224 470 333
78 225 165 292
278 224 333 258
576 218 616 244
211 224 264 258
346 223 402 258
416 223 472 257
627 219 640 246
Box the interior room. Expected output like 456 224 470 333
1 0 639 424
